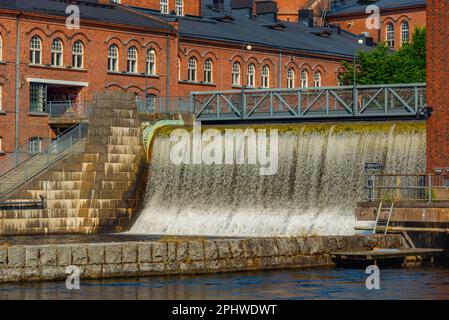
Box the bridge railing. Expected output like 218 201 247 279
192 83 427 121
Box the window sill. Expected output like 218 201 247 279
178 81 216 87
107 71 160 78
29 64 87 72
0 111 6 115
0 151 5 156
0 61 6 65
28 112 48 117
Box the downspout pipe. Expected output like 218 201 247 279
14 13 21 166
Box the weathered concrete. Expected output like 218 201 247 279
0 235 406 283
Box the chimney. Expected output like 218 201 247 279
231 0 254 18
255 1 278 22
213 0 225 11
298 9 314 28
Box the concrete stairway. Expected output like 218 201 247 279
0 93 146 236
0 139 86 199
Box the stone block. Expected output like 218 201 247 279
176 242 189 261
88 244 105 265
204 241 219 260
229 239 243 258
276 238 299 256
139 263 164 273
152 242 167 262
0 248 6 265
57 246 72 266
105 244 122 264
25 247 40 267
8 247 26 267
123 263 139 274
188 241 204 261
122 243 138 263
102 264 124 276
72 245 88 265
138 243 152 263
40 246 57 267
215 241 231 259
167 242 176 261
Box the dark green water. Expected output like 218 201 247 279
1 266 449 300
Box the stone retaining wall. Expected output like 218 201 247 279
0 235 406 283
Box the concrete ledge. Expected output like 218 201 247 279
0 235 406 283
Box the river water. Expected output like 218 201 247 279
1 266 448 300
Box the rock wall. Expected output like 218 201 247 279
0 235 406 283
0 93 146 235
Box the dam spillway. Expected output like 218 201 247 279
130 122 426 237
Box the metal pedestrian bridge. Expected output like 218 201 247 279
191 83 427 122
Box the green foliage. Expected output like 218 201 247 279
339 28 426 85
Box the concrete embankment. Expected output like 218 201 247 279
0 235 406 283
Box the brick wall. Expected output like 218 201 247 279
426 0 449 172
327 7 426 50
121 0 202 16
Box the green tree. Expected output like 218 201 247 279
339 28 426 85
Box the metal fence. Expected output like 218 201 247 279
29 101 92 118
366 174 449 203
192 83 427 121
135 97 193 114
0 123 88 198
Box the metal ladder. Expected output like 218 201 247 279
372 202 394 235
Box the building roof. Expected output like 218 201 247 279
328 0 426 16
0 0 174 31
134 6 371 58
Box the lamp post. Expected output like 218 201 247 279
353 38 365 115
241 43 252 116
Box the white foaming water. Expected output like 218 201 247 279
129 123 425 237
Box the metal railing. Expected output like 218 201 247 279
0 123 89 198
135 97 193 114
366 174 449 203
192 83 427 121
30 101 92 118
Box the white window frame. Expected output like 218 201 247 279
386 23 395 48
147 49 156 75
313 71 321 87
0 34 3 62
30 36 42 65
204 59 213 83
247 64 255 87
300 70 308 88
72 40 84 69
401 21 410 45
188 57 197 82
287 68 295 88
175 0 184 16
127 47 138 73
262 65 270 88
51 39 63 67
232 62 241 86
160 0 169 14
108 45 119 72
28 137 42 154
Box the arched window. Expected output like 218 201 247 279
261 65 270 88
146 49 156 75
300 70 308 88
313 71 321 87
108 45 119 72
30 36 42 65
188 57 197 81
0 85 3 111
51 39 63 66
127 47 138 73
177 57 181 80
0 34 3 62
232 62 241 86
204 59 213 83
401 21 410 45
247 64 255 87
72 40 83 69
146 94 157 112
386 23 395 48
175 0 184 16
287 68 295 88
160 0 168 14
28 137 42 154
0 136 3 152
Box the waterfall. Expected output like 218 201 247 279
129 122 425 237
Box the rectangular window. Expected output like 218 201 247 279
29 83 47 113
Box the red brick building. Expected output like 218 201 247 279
0 0 367 160
426 0 449 173
326 0 426 50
